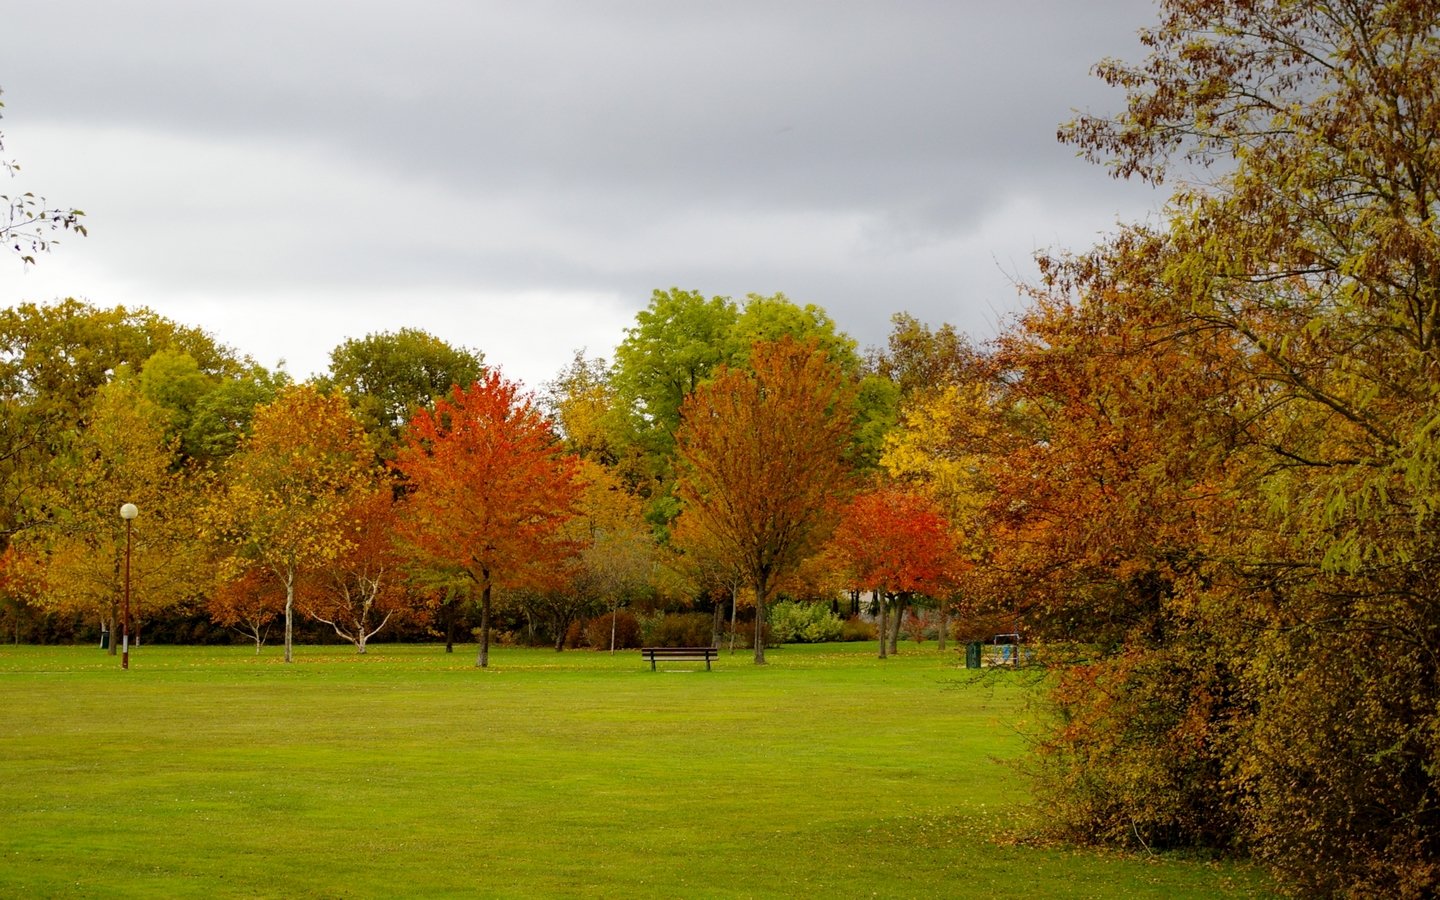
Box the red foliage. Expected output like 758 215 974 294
393 371 581 666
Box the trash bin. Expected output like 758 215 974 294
965 641 982 669
100 630 110 650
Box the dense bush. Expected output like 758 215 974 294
583 611 641 650
640 612 714 648
767 601 843 644
840 615 876 642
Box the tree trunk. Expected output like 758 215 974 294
753 576 768 665
878 589 888 659
889 594 905 655
283 566 295 664
476 577 491 668
712 602 723 648
609 605 618 654
107 604 118 656
729 585 738 655
937 598 948 653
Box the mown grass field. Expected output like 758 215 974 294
0 642 1272 898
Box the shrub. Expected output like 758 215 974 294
768 601 843 644
730 618 773 649
641 612 714 648
584 611 641 650
564 619 587 648
840 615 876 642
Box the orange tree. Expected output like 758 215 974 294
206 385 375 663
393 371 580 668
1048 0 1440 889
673 337 855 664
297 486 424 653
827 484 958 658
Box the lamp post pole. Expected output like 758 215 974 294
120 503 138 670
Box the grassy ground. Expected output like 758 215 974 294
0 641 1272 898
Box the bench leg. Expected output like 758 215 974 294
650 657 656 671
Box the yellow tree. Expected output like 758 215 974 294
207 385 374 663
563 459 656 650
16 376 200 651
673 337 856 664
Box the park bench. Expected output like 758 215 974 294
641 646 718 671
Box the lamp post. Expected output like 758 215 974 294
120 503 138 670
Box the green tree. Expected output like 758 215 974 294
0 301 242 544
321 328 484 457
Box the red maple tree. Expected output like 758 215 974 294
393 371 580 667
828 484 958 658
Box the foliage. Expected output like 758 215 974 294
986 0 1440 893
544 350 619 463
639 611 714 648
827 484 960 658
839 614 877 642
321 328 484 457
205 566 280 653
673 337 857 663
15 377 203 643
0 300 243 543
582 609 641 650
866 311 982 403
767 600 843 644
297 487 424 653
393 371 581 667
206 385 375 663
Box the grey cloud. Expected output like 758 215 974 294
2 0 1166 376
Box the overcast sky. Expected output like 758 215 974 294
2 1 1164 390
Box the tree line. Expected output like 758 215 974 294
0 293 971 667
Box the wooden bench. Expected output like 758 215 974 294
641 646 718 671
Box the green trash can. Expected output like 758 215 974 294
965 641 982 669
100 629 110 650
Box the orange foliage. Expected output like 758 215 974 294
393 371 581 666
674 337 856 663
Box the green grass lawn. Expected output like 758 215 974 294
0 642 1272 898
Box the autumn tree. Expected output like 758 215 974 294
15 376 203 647
520 459 658 651
207 567 281 653
544 351 620 465
865 312 981 403
1013 0 1440 891
393 371 581 668
207 385 374 663
673 337 856 664
827 485 959 658
298 486 421 653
